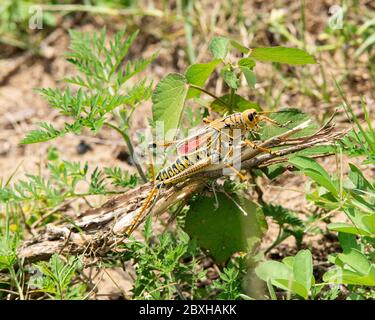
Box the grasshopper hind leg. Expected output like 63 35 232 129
125 184 161 237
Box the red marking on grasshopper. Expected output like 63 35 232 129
178 135 202 155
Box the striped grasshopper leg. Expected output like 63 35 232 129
125 155 217 236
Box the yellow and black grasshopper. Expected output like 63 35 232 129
125 109 286 236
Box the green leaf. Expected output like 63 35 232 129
272 279 309 299
294 145 337 157
240 67 257 88
305 169 338 196
152 73 188 136
338 249 371 275
221 69 239 89
210 94 259 113
230 40 250 54
238 58 256 69
255 260 309 299
21 122 64 144
362 215 375 234
186 59 220 98
184 193 266 264
250 47 316 65
288 156 337 195
328 222 371 236
351 193 375 214
348 163 374 191
259 108 317 140
323 267 375 286
288 156 329 180
262 204 304 228
209 36 229 59
293 250 313 294
338 232 360 252
262 164 285 180
255 261 292 281
282 257 295 270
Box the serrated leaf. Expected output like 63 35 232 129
184 193 266 264
152 73 188 137
262 204 304 228
209 37 229 59
250 47 316 65
21 123 63 144
186 59 220 99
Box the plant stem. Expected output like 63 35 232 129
104 122 147 183
9 267 24 300
229 88 235 114
188 84 228 106
267 279 277 300
182 0 196 64
264 227 290 255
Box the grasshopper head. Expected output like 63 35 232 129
241 109 259 128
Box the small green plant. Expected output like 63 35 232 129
152 36 316 137
29 254 86 300
0 205 24 299
21 28 156 182
253 100 374 299
255 249 314 300
122 217 208 300
0 0 57 50
1 28 154 300
212 264 244 300
0 148 138 227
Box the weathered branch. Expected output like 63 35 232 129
17 120 345 264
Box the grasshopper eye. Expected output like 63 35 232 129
148 143 157 149
247 113 254 121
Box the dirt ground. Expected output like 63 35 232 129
1 0 374 298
